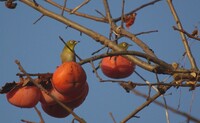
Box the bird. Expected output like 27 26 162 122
117 42 132 51
60 40 79 63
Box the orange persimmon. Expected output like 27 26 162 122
101 56 136 79
52 62 86 95
65 82 89 109
40 82 87 105
41 103 70 118
6 85 41 108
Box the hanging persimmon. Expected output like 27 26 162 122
52 61 86 95
101 56 136 79
40 82 87 106
6 85 41 108
65 82 89 109
41 103 70 118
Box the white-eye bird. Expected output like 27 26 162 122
60 40 79 63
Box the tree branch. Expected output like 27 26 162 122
20 0 160 73
173 26 200 41
167 0 198 70
113 0 162 22
45 0 106 22
132 89 200 123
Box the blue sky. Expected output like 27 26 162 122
1 0 200 123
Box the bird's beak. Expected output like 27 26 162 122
76 41 80 44
128 43 133 47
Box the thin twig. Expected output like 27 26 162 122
132 89 200 123
162 96 170 123
34 106 45 123
95 9 106 18
103 0 113 26
113 0 162 22
33 14 44 24
59 36 82 61
167 0 197 70
70 0 90 14
61 0 67 16
109 112 117 123
121 90 163 123
173 26 200 41
89 60 102 81
91 46 106 55
80 50 172 73
16 72 52 77
188 91 196 122
45 0 105 22
135 30 158 36
21 119 36 123
33 0 38 6
120 0 125 28
177 89 182 110
100 79 200 87
135 71 158 91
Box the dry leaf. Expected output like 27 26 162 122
124 13 137 29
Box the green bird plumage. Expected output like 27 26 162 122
60 40 79 63
117 42 132 51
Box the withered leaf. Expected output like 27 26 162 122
0 81 18 94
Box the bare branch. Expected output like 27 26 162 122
70 0 90 14
132 89 200 123
109 112 117 123
113 0 162 22
120 0 125 28
135 30 158 36
121 89 164 123
173 26 200 41
20 0 159 73
167 0 198 70
34 106 45 123
45 0 106 22
33 14 44 24
61 0 67 16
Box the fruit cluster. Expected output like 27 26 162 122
5 41 136 119
6 61 88 118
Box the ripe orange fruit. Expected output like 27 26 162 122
65 82 89 109
101 56 136 79
40 83 86 105
41 103 70 118
52 62 86 95
6 85 41 108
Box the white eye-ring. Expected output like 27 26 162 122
70 40 74 44
123 43 127 47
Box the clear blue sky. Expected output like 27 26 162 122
1 0 200 123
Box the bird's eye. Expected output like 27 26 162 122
70 40 73 44
123 43 127 47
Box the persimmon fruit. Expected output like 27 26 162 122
6 85 41 108
65 82 89 109
41 103 70 118
101 56 136 79
52 62 86 95
40 82 87 105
